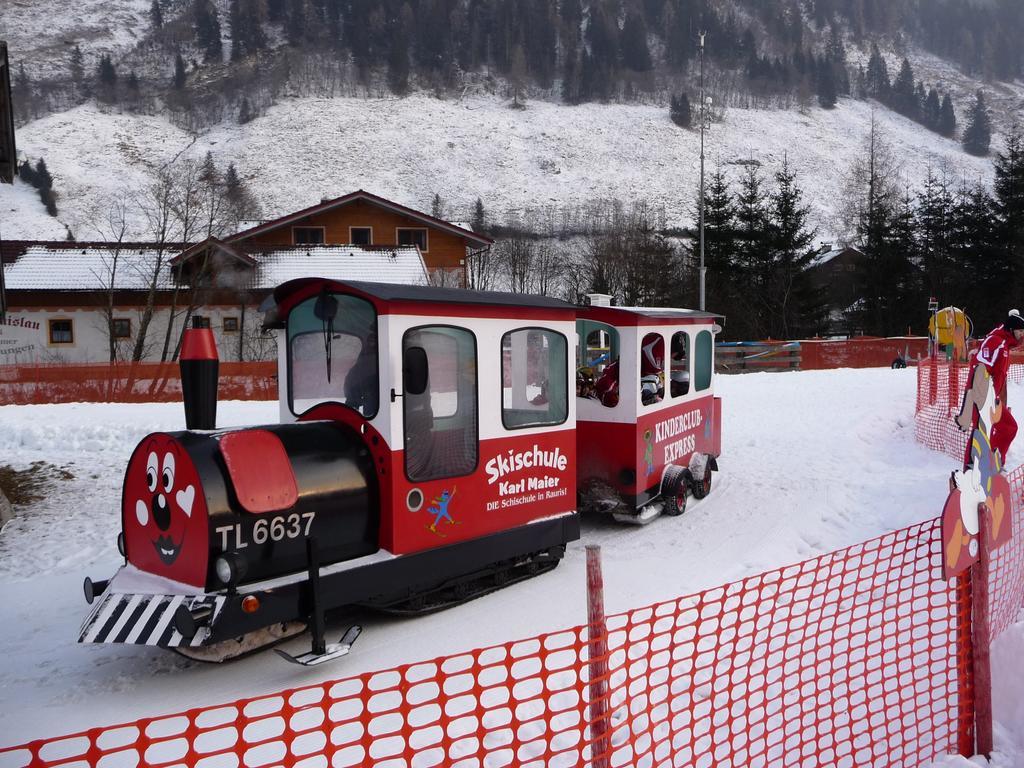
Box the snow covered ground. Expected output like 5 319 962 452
0 368 1021 763
0 93 996 245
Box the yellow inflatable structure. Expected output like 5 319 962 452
929 306 971 362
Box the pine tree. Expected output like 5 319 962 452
767 157 818 337
962 91 992 157
18 160 36 187
866 43 889 100
200 151 219 184
267 0 286 23
98 54 117 87
431 193 445 220
237 97 253 124
150 0 164 28
923 88 941 130
817 63 837 109
34 158 57 217
386 3 412 95
126 70 139 93
698 165 738 330
891 58 916 117
849 119 908 335
173 54 187 89
734 163 772 338
69 45 84 93
620 11 652 72
287 0 307 45
225 163 242 197
994 127 1024 299
195 1 223 63
12 64 32 121
916 169 955 298
939 94 957 138
471 197 487 234
670 92 692 127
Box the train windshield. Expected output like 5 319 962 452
287 292 379 418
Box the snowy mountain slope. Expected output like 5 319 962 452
5 93 995 243
0 0 154 79
0 178 68 240
2 368 1021 762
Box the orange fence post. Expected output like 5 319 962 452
972 504 994 759
955 569 975 757
586 544 611 768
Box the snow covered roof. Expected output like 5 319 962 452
1 244 429 292
252 246 427 287
810 246 863 268
1 245 178 290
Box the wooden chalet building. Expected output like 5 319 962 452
0 191 489 364
805 245 865 336
182 189 493 285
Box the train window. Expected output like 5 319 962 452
640 333 665 406
670 331 690 397
576 321 619 408
403 326 478 482
695 330 713 391
502 329 568 429
287 293 378 418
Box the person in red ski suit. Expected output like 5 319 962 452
969 309 1024 464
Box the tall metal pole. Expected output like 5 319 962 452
698 31 707 312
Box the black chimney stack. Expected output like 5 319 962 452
179 316 219 430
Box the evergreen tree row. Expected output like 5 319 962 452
695 159 822 341
859 45 957 139
17 157 59 217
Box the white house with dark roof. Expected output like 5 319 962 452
0 240 428 364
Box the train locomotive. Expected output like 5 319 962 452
79 279 722 663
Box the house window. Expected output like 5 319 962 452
350 227 372 246
397 228 428 251
223 317 239 333
49 319 74 344
293 226 325 245
113 319 132 339
192 315 210 329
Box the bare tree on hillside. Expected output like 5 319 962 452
88 192 133 363
131 169 179 362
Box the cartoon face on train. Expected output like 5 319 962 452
122 434 208 588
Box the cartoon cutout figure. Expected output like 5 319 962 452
123 434 208 588
943 312 1022 579
427 488 458 535
643 429 655 477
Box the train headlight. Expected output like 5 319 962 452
215 551 248 587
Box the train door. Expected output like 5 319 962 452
401 325 479 484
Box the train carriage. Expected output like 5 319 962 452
78 280 723 663
575 305 723 523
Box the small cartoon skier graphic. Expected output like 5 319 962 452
428 487 458 535
643 429 655 477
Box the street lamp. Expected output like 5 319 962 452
698 31 708 312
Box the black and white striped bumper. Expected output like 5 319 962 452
78 592 226 648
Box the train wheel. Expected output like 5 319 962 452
662 465 689 517
691 469 713 500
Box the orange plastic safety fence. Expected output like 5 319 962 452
0 517 975 768
914 360 971 462
0 362 277 405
